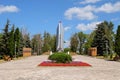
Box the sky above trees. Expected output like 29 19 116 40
0 0 120 45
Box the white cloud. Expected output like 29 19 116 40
96 2 120 13
64 5 96 20
64 26 71 31
111 18 119 22
0 5 19 14
76 21 101 31
64 2 120 20
80 0 101 4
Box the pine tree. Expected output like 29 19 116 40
92 22 107 55
14 28 20 57
19 32 24 56
2 20 10 55
104 21 114 54
115 25 120 56
0 33 3 57
92 21 114 56
8 25 15 58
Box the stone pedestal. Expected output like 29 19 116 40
23 48 31 57
88 47 97 57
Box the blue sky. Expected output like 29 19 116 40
0 0 120 47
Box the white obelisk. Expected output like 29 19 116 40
56 21 64 52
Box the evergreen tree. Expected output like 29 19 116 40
8 25 15 58
1 20 10 55
14 28 20 57
19 32 24 56
92 21 114 56
0 33 3 58
104 21 114 54
115 25 120 56
92 22 107 55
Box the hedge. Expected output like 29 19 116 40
48 52 72 63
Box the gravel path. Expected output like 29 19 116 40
0 55 120 80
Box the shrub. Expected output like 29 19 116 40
48 52 72 63
113 55 120 61
64 48 70 53
3 55 11 61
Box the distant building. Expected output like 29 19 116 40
56 21 64 52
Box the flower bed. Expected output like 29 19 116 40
38 61 91 67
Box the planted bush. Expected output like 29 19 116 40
48 52 72 63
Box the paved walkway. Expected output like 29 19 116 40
0 55 120 80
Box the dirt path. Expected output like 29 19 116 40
0 55 120 80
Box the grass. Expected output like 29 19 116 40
96 56 104 59
0 60 5 63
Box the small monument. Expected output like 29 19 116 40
56 21 64 52
23 48 31 57
88 47 97 57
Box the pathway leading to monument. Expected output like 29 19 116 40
0 55 120 80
